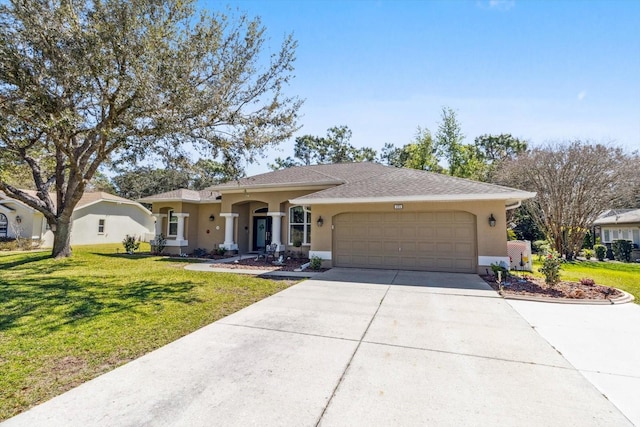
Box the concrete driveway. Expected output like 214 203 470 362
3 269 631 426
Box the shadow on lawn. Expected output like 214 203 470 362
0 276 200 335
0 252 52 269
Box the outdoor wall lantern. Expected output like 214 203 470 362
488 214 496 227
15 215 21 224
317 216 324 227
209 214 215 222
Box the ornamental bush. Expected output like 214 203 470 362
612 240 633 262
594 244 606 261
122 235 140 254
539 251 562 286
309 255 323 270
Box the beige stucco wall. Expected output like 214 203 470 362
194 203 224 251
309 200 509 274
149 188 512 273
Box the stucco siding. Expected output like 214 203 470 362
69 202 154 246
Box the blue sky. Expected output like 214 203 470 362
201 0 640 175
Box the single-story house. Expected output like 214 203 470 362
0 190 155 247
593 208 640 248
139 162 535 274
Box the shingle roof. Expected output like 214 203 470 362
137 189 220 203
1 190 149 212
207 162 389 190
593 209 640 225
139 163 535 205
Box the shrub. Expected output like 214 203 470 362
215 247 226 256
532 240 549 253
594 244 606 261
612 240 633 262
122 235 140 254
583 249 593 260
0 237 19 251
539 251 562 286
579 277 596 286
490 262 509 277
152 234 167 255
309 255 323 270
507 229 517 241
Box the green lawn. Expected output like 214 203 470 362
531 258 640 302
0 244 296 421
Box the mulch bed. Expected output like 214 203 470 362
210 257 329 272
481 274 621 300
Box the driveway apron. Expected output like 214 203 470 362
2 268 631 427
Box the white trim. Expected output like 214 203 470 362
290 192 537 205
309 250 331 260
288 205 311 245
220 212 239 218
138 198 221 204
267 212 286 217
478 256 510 267
164 240 189 247
220 243 238 250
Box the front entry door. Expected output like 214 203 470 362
253 217 272 251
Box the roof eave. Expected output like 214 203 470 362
290 192 537 205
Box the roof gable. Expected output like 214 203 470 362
594 209 640 225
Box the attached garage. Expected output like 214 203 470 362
332 211 477 273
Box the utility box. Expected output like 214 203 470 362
507 240 533 272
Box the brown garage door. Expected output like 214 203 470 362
333 211 477 273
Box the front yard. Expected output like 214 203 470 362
531 258 640 302
0 245 296 421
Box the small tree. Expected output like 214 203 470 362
495 142 638 260
539 252 562 286
122 235 140 254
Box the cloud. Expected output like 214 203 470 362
478 0 515 11
577 91 587 101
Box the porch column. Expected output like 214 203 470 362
268 212 286 251
220 213 239 250
174 213 189 242
152 214 166 236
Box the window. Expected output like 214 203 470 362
0 213 7 237
98 219 105 234
168 210 178 236
612 230 619 240
603 229 610 242
289 206 311 245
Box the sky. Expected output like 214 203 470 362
199 0 640 175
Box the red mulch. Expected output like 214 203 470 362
481 274 621 300
210 257 329 272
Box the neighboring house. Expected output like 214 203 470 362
0 191 155 247
593 208 640 248
139 162 535 274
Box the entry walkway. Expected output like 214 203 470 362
2 269 631 426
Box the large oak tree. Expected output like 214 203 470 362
0 0 301 257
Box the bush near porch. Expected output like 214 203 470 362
0 244 296 421
531 259 640 303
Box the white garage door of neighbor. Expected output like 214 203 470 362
333 211 477 273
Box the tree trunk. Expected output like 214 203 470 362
51 218 72 258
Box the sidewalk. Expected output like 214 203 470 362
508 299 640 426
